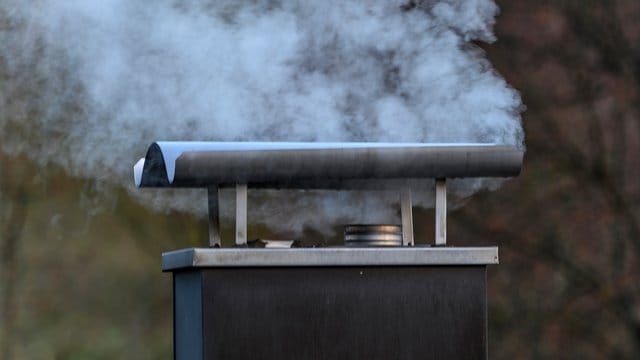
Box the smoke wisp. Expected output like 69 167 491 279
0 0 524 234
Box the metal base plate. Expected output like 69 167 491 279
162 247 499 271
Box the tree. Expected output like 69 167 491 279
452 0 640 357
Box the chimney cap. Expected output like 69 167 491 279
134 141 523 189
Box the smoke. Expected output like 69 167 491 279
0 0 523 235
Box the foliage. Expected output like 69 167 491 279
464 0 640 357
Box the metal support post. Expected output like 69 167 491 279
435 179 447 246
400 188 414 246
235 184 248 246
208 186 221 247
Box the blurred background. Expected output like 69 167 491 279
2 0 640 358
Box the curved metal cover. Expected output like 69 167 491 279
134 141 523 189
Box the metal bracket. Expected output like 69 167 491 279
435 178 447 246
208 186 221 247
400 188 414 246
235 184 248 246
210 182 444 247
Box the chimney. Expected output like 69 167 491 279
135 141 522 359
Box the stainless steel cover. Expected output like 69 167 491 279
134 141 523 189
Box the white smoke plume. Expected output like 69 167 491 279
0 0 523 235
